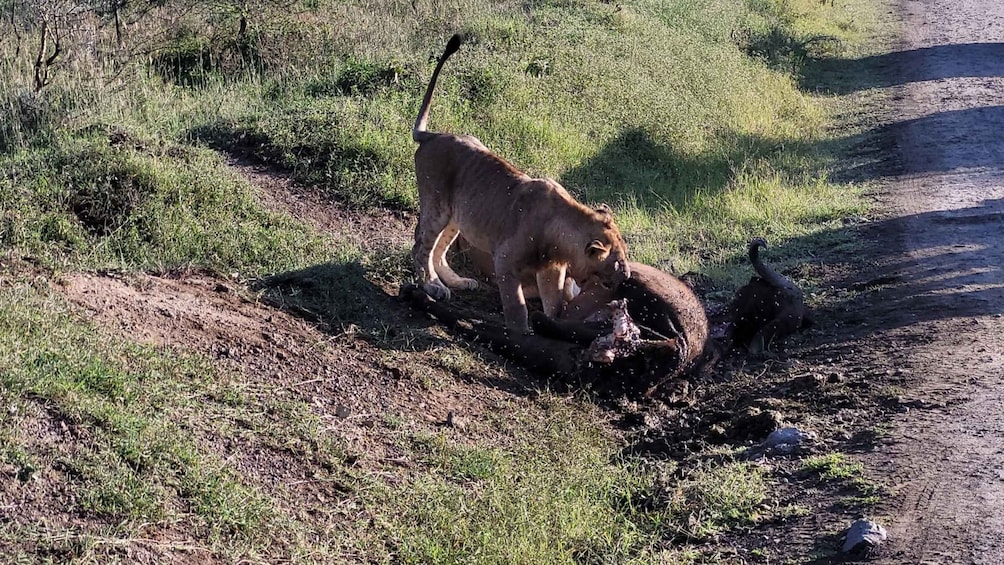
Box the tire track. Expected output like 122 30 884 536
863 1 1004 560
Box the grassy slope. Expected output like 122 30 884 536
0 0 883 561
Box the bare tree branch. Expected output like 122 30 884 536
33 18 49 91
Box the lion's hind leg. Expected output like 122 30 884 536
433 222 479 291
413 209 453 301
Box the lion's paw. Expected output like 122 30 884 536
424 282 452 301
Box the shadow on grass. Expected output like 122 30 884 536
562 127 798 211
568 101 1004 209
189 120 411 210
253 261 438 350
189 121 290 172
252 260 547 396
582 62 1004 205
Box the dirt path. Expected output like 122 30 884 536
854 0 1004 561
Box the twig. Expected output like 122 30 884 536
293 377 324 387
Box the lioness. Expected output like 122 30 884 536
412 34 630 334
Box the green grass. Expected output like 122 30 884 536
2 0 869 278
803 452 863 480
392 402 653 563
0 277 279 558
803 453 883 509
668 461 769 540
1 126 340 275
384 404 770 563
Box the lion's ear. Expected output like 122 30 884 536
586 239 610 258
594 204 614 225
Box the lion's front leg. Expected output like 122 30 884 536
494 251 531 335
535 265 567 319
497 273 530 335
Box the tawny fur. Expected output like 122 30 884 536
412 34 630 334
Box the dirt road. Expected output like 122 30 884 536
849 0 1004 561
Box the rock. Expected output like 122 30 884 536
842 519 887 554
728 407 784 442
335 404 351 418
769 442 797 455
445 411 465 430
745 426 819 457
763 426 816 449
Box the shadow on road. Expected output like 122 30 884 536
787 41 1004 344
792 196 1004 345
838 106 1004 179
803 42 1004 95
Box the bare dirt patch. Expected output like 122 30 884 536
61 269 521 450
231 157 414 255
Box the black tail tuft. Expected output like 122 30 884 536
443 34 464 59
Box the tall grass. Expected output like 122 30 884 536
1 0 864 275
1 124 339 273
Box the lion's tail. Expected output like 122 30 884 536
748 238 802 299
413 34 463 143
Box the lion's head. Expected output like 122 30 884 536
570 204 630 291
